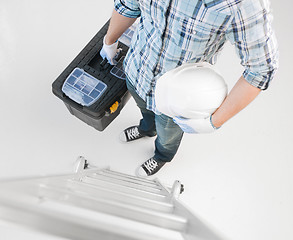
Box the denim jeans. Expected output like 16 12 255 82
126 79 184 162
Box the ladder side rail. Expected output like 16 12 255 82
172 200 224 240
154 178 175 197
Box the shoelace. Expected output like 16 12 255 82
126 127 140 140
144 159 158 173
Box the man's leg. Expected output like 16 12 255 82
154 113 184 162
120 79 156 142
137 111 184 177
124 79 184 176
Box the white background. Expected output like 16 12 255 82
0 0 292 239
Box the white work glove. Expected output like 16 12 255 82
100 36 121 65
173 115 220 134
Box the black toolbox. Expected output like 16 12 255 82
52 20 133 131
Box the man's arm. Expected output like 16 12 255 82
105 10 137 45
100 0 140 64
211 76 261 128
212 1 279 129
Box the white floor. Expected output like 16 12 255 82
0 0 292 239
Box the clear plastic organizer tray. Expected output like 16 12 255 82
62 68 107 107
118 20 138 47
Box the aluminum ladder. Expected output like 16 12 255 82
0 156 222 240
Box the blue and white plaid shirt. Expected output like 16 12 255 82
114 0 279 112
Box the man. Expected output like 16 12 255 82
100 0 279 177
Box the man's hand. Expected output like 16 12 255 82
100 36 121 65
173 115 219 134
101 9 137 64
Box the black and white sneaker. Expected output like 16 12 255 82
119 126 144 142
136 157 166 177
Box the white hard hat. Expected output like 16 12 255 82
155 62 228 119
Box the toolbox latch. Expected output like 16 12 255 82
109 101 119 114
105 101 120 116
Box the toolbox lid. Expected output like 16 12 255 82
62 68 107 107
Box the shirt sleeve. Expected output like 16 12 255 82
114 0 141 18
226 0 279 90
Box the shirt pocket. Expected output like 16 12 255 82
171 10 230 54
139 0 151 15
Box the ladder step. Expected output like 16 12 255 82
45 180 174 213
75 177 168 201
39 186 188 232
46 199 186 240
82 175 164 194
100 169 160 185
94 170 160 188
0 196 185 240
89 172 161 189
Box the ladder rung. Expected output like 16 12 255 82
83 175 164 194
74 177 168 202
94 170 160 188
87 173 163 191
45 181 174 213
39 186 188 232
0 197 185 240
100 169 159 185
